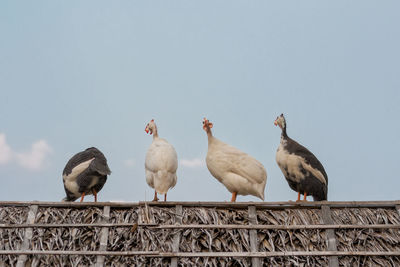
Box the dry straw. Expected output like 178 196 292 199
1 201 399 266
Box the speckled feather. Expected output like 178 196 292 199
62 147 111 201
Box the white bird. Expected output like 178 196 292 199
203 118 267 202
145 119 178 202
62 147 111 202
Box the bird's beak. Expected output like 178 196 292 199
274 120 278 126
145 127 149 134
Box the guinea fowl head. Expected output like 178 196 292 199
274 114 286 130
145 119 157 135
202 118 213 134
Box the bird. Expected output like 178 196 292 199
274 114 328 201
62 147 111 202
145 119 178 202
203 118 267 202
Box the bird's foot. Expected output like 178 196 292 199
231 192 237 202
152 191 159 202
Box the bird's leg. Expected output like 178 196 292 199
231 192 237 202
92 189 98 202
296 192 301 202
164 193 167 202
152 191 159 202
80 192 86 202
303 192 308 201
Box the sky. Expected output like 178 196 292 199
0 1 399 203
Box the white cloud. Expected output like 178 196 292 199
15 140 53 171
180 158 205 168
0 134 13 164
124 158 136 167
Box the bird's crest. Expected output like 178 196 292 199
145 119 154 135
203 117 213 131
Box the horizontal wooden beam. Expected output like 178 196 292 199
158 251 400 257
1 223 399 230
139 200 400 209
0 250 158 256
0 200 399 209
1 250 399 257
143 224 400 231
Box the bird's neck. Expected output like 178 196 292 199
207 130 214 144
152 128 159 139
281 126 288 140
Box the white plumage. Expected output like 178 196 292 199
145 119 178 201
203 118 267 202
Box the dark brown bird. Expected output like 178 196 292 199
274 114 328 201
62 147 111 202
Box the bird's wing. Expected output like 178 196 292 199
89 154 111 176
75 167 95 190
290 141 328 184
63 151 95 176
211 143 266 184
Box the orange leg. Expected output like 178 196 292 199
231 192 237 202
80 192 86 202
92 189 98 202
152 191 159 202
303 192 308 201
296 191 301 202
164 193 167 202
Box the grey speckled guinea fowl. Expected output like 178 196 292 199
62 147 111 202
274 114 328 202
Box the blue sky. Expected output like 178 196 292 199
1 1 399 202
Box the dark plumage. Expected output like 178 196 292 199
62 147 111 202
274 114 328 201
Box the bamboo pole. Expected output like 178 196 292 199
1 250 400 257
95 205 110 267
16 204 38 267
1 223 399 230
248 206 261 267
171 205 182 267
321 205 339 267
1 200 399 209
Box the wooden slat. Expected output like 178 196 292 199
396 205 400 217
171 205 183 267
139 200 400 209
0 250 159 256
2 250 400 257
16 205 38 267
0 200 399 209
95 205 110 267
0 222 133 228
321 205 339 267
2 223 399 230
248 206 260 267
141 223 400 230
159 251 400 257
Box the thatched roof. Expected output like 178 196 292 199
1 200 400 266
